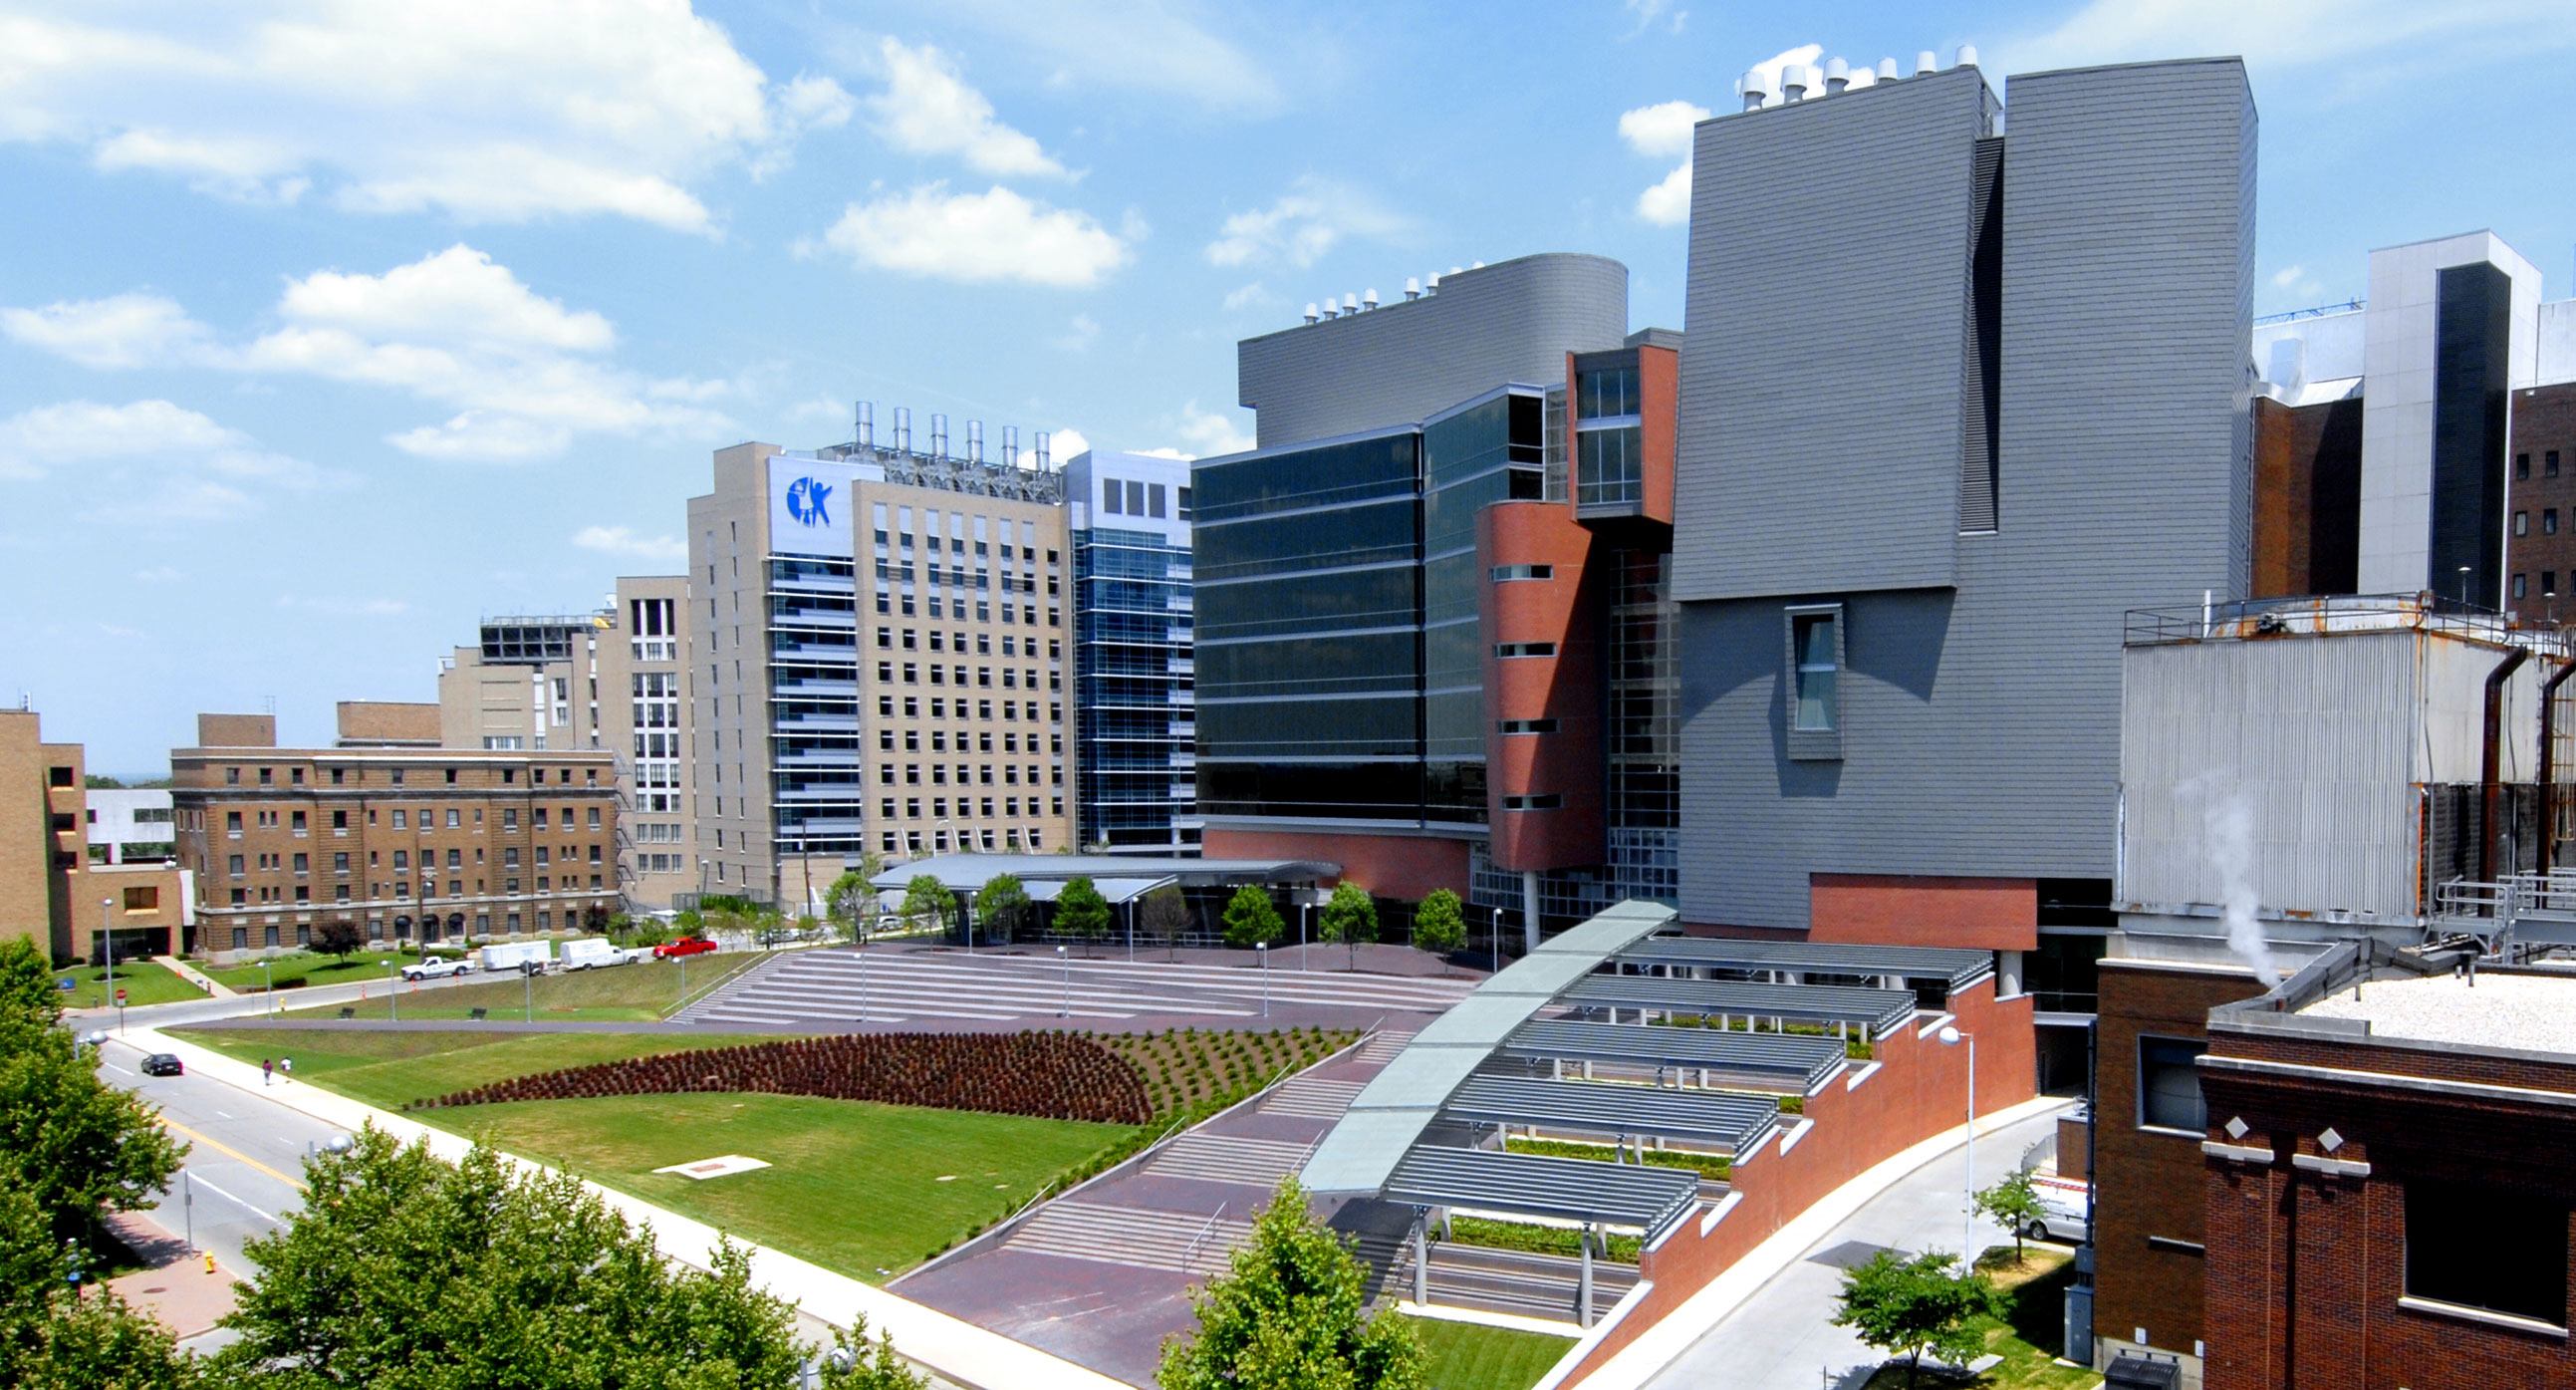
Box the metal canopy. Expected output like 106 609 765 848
1442 1077 1781 1154
1564 975 1918 1036
1614 937 1992 992
1022 876 1175 906
1385 1147 1699 1239
1500 1019 1847 1093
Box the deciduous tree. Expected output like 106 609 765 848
977 874 1033 946
0 1182 201 1390
901 875 957 940
1159 1178 1422 1390
1829 1250 1999 1389
1219 886 1285 950
1412 889 1465 957
312 918 366 960
826 866 881 942
0 939 60 1021
1973 1169 2047 1263
1142 885 1193 961
1054 877 1111 956
1317 883 1378 970
0 1013 184 1242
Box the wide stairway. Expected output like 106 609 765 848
1364 1232 1641 1325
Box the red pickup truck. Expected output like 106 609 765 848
652 937 718 960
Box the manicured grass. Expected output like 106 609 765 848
444 1092 1136 1280
283 950 767 1022
169 1027 758 1111
1400 1315 1574 1390
1857 1248 2095 1390
200 949 446 990
60 961 202 1009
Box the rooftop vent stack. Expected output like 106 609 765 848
928 413 949 458
1954 43 1978 67
893 405 912 454
1741 67 1770 110
1320 296 1338 319
1451 265 1464 276
1425 273 1441 295
1363 288 1380 310
1405 277 1421 301
1781 65 1809 102
1915 50 1937 75
1305 302 1321 324
1471 260 1485 269
1342 292 1360 315
1876 57 1901 82
1824 57 1850 93
966 418 984 463
1002 423 1020 467
856 401 874 449
1034 430 1051 471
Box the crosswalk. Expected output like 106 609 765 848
674 949 1477 1029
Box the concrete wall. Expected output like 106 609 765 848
688 442 778 902
336 700 442 746
1235 253 1627 449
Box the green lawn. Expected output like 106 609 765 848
1401 1315 1574 1390
1858 1248 2096 1390
60 961 202 1009
200 949 443 991
169 1027 760 1111
281 950 767 1022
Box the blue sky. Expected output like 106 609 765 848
3 0 2572 774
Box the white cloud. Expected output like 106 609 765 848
0 4 845 233
1221 281 1278 312
1997 0 2571 87
1050 426 1092 460
1134 445 1193 460
1204 179 1412 271
0 399 335 497
790 395 853 423
1053 314 1101 352
883 1 1283 115
0 292 215 369
1173 400 1252 456
1636 162 1693 227
97 623 146 640
812 183 1131 287
1622 0 1689 37
869 38 1065 177
571 524 687 563
276 594 408 617
1618 101 1710 159
6 246 734 462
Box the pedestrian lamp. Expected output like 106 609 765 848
1299 902 1310 972
99 897 113 1014
1938 1024 1976 1265
1491 907 1503 975
1056 944 1069 1018
525 961 537 1022
261 957 275 1018
1257 942 1269 1018
387 960 399 1022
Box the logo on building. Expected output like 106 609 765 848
785 476 834 527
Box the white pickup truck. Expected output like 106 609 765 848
399 957 474 982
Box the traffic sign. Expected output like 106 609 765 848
114 988 128 1004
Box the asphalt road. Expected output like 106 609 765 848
1644 1104 2076 1389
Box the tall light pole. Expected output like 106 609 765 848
261 958 274 1018
1491 907 1502 976
2458 565 2473 609
387 961 398 1022
1299 902 1310 973
1056 944 1069 1018
99 898 114 1026
1939 1024 1976 1266
1257 942 1269 1018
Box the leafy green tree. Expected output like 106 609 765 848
826 867 881 942
901 875 957 940
1973 1169 2048 1263
1054 876 1112 956
1142 885 1193 961
1317 883 1378 970
0 1182 202 1390
816 1320 930 1390
977 874 1033 945
672 908 704 938
1829 1250 2000 1389
0 1011 185 1242
1412 889 1466 957
311 918 366 960
0 938 62 1022
213 1130 813 1389
1219 886 1285 950
1160 1178 1421 1390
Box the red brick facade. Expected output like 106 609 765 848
2506 381 2576 616
1480 500 1606 872
1197 827 1470 903
1809 874 2039 952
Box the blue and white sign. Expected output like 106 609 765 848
767 457 858 557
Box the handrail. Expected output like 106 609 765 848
1181 1201 1228 1275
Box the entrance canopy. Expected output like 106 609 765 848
870 852 1338 906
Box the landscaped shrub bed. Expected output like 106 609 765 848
1099 1025 1359 1122
1650 1012 1875 1060
1504 1134 1732 1182
415 1031 1151 1124
1439 1215 1642 1264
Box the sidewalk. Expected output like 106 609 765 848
130 1022 1130 1390
101 1211 236 1340
155 955 238 998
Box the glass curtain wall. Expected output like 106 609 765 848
1074 525 1196 850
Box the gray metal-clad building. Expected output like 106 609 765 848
1673 57 2256 938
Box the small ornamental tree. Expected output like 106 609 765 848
826 868 879 942
901 875 957 941
672 908 704 938
312 919 366 960
1142 886 1193 961
1412 889 1466 957
1158 1178 1423 1390
1317 883 1377 970
978 874 1033 946
1973 1169 2048 1263
1219 886 1285 950
1055 877 1112 956
1829 1250 2000 1389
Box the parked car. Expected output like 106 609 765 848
400 957 474 981
140 1053 183 1077
653 936 718 960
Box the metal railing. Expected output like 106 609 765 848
1181 1201 1229 1275
2123 592 2559 653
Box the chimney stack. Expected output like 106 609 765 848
1876 57 1900 82
966 418 984 462
1915 50 1937 76
1404 277 1421 301
1002 423 1020 467
1824 57 1850 94
893 405 912 454
1781 65 1809 102
928 412 948 458
1305 302 1321 324
856 401 874 449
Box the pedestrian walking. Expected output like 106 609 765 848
261 1058 274 1086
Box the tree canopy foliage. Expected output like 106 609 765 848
977 874 1033 944
1830 1249 2000 1388
900 876 957 938
1158 1179 1422 1390
1411 890 1465 956
1055 877 1111 953
1219 886 1285 950
1316 884 1377 969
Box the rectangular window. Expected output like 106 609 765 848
1791 611 1839 733
1490 564 1554 582
2137 1036 2207 1133
1126 479 1147 515
1102 480 1123 515
1496 718 1560 734
2549 509 2561 536
1494 642 1557 659
1149 482 1166 518
2549 572 2561 597
2518 452 2533 480
2406 1182 2568 1327
2551 450 2563 478
2515 574 2529 601
1499 793 1562 811
2516 510 2529 536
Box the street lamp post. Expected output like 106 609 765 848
1938 1024 1976 1265
1056 944 1069 1018
99 899 115 1031
1257 942 1269 1018
1299 903 1310 973
2457 565 2473 609
524 962 535 1022
261 958 274 1018
387 961 398 1022
1491 907 1502 976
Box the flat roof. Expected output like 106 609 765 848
1565 975 1919 1036
2296 972 2576 1055
872 852 1338 893
1499 1020 1847 1093
1613 937 1992 992
1442 1076 1780 1153
1384 1146 1700 1238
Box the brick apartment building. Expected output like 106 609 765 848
171 711 619 960
3 707 191 963
2197 943 2576 1388
2508 382 2576 615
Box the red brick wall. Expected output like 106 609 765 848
1197 827 1470 902
1809 874 2039 952
2201 1024 2576 1389
1480 501 1605 873
1636 344 1677 526
2506 382 2576 609
2091 961 2270 1360
1561 977 2038 1384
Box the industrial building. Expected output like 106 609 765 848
1064 449 1199 854
434 578 696 909
685 415 1075 913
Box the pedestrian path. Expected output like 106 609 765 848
675 948 1477 1029
155 955 236 997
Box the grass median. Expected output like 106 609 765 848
1400 1315 1575 1390
282 950 767 1023
61 961 202 1009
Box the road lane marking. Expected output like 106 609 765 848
186 1172 280 1225
103 1062 134 1076
161 1117 308 1192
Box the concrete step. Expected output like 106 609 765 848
1143 1132 1313 1185
1001 1202 1249 1278
1261 1076 1365 1120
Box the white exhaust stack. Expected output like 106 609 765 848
1781 65 1809 102
1915 50 1937 75
1341 291 1360 315
1876 57 1901 82
966 418 983 462
1002 423 1019 467
1824 57 1850 94
1741 67 1770 110
1955 44 1978 68
1405 277 1421 301
1363 288 1380 310
1304 302 1320 324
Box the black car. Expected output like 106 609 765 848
139 1053 183 1077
